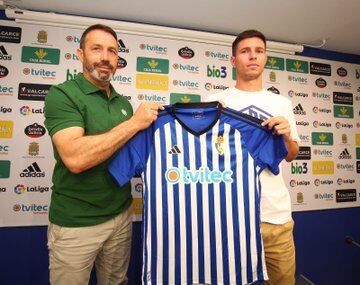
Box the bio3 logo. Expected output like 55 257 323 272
291 162 309 174
165 167 233 184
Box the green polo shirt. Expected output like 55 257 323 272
44 73 133 227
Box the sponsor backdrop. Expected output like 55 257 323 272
0 20 359 227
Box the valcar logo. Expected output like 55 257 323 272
312 161 334 175
205 50 229 61
14 184 26 194
265 56 284 70
0 85 13 96
312 92 330 100
314 179 333 186
23 67 56 80
310 62 331 76
315 77 327 88
172 63 199 73
291 162 308 174
313 149 332 157
18 83 51 101
312 107 331 114
312 132 333 145
0 65 9 78
21 46 60 65
24 123 46 138
289 179 310 187
296 146 311 160
173 79 199 89
336 163 354 171
337 67 348 77
136 74 168 91
335 122 353 129
139 44 167 54
64 53 79 61
336 189 356 203
0 144 9 155
65 35 80 43
313 121 331 128
0 121 13 138
118 39 129 53
204 83 228 91
333 92 353 105
170 93 201 104
0 26 22 43
13 203 48 213
267 86 280 94
136 57 169 74
137 94 166 103
286 59 309 73
334 80 351 89
314 193 334 200
165 167 233 184
288 75 307 84
0 45 12 60
207 65 227 78
178 47 195 59
288 90 308 98
334 105 354 118
19 162 45 178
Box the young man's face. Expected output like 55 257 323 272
77 29 118 84
231 37 267 81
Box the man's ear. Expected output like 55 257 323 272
76 48 84 64
230 55 236 68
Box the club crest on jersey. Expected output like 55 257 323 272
165 166 233 184
215 136 224 155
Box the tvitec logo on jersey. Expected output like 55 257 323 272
165 167 233 184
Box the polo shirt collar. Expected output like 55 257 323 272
75 73 119 98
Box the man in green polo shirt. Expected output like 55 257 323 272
44 24 163 285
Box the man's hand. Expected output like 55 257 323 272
261 116 291 140
130 102 164 130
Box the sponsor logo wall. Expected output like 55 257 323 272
0 21 359 226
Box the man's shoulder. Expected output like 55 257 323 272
206 88 234 101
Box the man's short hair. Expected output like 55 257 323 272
79 24 118 49
232 30 267 56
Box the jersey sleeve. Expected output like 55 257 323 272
44 85 85 137
108 129 152 187
245 127 288 175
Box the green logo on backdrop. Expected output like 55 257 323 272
311 132 333 145
333 105 354 118
286 59 309 73
266 56 285 70
232 68 236 80
356 148 360 159
136 57 169 74
170 93 201 104
0 160 10 178
21 46 60 65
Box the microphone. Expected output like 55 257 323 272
345 236 360 248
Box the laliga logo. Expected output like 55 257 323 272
165 167 233 184
135 183 143 193
19 106 31 116
204 83 212 91
289 179 296 188
14 184 26 195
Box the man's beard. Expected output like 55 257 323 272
84 60 115 82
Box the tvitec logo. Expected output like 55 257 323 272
165 167 233 184
205 50 229 61
23 67 56 80
139 43 167 54
13 203 48 214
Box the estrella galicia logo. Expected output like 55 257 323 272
20 162 45 178
117 56 127 69
267 86 280 94
333 92 353 105
310 62 331 76
0 65 9 78
296 146 311 160
337 67 348 77
24 123 46 138
315 77 327 88
18 83 51 101
0 26 22 43
178 47 195 59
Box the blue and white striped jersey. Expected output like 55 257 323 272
109 102 287 285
